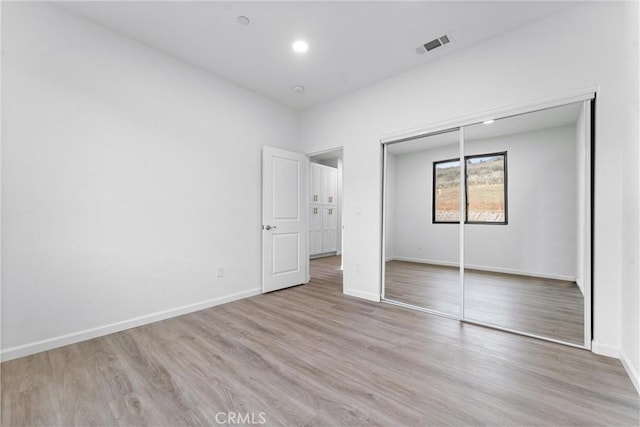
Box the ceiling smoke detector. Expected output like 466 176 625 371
416 34 451 55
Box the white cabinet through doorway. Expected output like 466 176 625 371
310 163 338 256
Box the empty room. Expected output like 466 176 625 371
1 1 639 426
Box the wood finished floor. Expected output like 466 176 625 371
385 261 584 345
2 256 637 426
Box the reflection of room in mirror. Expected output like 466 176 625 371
463 102 586 345
385 129 461 317
383 101 590 347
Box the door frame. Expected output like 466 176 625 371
379 88 596 350
306 147 345 287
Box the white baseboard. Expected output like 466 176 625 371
591 341 620 358
344 288 380 302
0 288 261 362
310 251 337 260
388 256 576 282
575 277 584 295
620 349 640 396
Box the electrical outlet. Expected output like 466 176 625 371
217 267 224 278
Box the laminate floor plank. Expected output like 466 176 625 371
193 308 397 426
164 312 321 426
47 344 119 426
1 255 638 426
1 352 58 426
105 328 212 426
77 337 136 403
217 304 437 425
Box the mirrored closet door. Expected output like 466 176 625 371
382 98 592 348
462 101 590 346
383 129 461 318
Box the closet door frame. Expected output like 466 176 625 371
380 88 596 349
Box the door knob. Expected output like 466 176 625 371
264 225 277 230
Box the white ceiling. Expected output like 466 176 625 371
58 1 581 111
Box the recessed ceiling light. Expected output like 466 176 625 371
292 40 309 53
291 85 305 93
483 119 495 125
237 16 250 26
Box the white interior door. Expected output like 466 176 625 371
262 146 308 293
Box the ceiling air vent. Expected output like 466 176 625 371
416 35 451 55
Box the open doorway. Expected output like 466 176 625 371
308 148 344 291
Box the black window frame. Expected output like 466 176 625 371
432 151 508 225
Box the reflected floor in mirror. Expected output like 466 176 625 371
385 261 583 345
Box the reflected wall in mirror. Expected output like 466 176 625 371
462 101 589 346
384 129 461 317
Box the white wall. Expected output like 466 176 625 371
466 126 578 280
620 0 640 392
389 144 460 265
390 126 578 280
300 1 639 361
1 3 299 359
